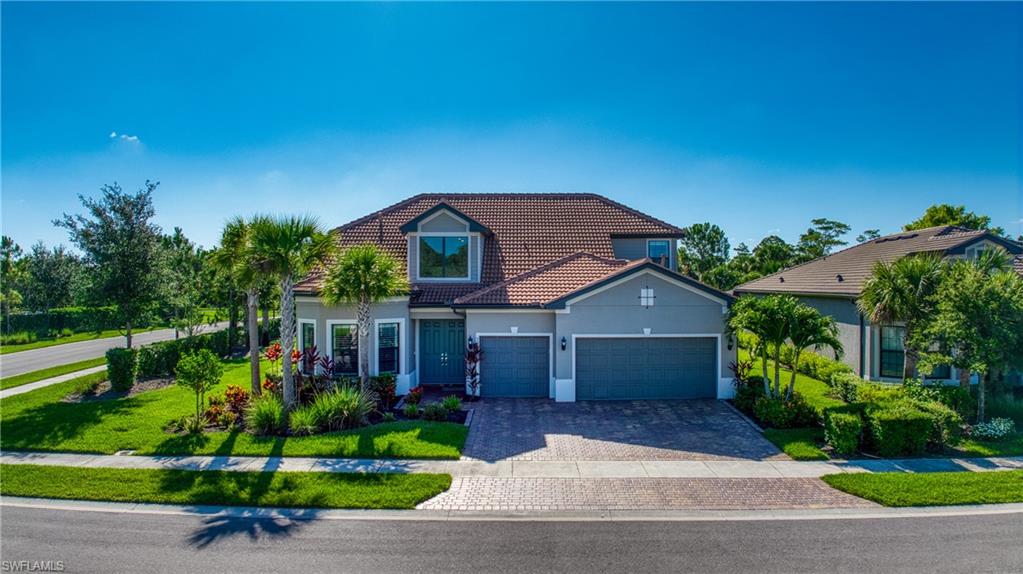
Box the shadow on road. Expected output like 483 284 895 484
186 508 322 549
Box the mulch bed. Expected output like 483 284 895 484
63 377 175 403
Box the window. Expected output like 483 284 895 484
927 363 951 380
880 326 905 379
419 236 469 278
300 322 316 373
331 324 358 377
640 287 655 307
647 240 671 265
377 322 400 374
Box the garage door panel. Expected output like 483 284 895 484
480 336 550 397
576 337 716 400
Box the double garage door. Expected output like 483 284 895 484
575 337 717 400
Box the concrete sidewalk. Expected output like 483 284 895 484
0 366 106 399
3 451 1021 478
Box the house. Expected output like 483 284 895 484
294 193 736 401
734 226 1023 383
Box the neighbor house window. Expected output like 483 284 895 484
647 240 671 266
419 236 469 278
880 326 905 379
640 287 655 307
927 363 951 380
331 324 358 377
377 322 400 374
301 322 316 373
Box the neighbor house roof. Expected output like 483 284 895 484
295 193 685 304
735 226 1023 298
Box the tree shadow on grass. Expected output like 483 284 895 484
0 397 138 450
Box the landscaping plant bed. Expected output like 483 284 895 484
63 377 174 403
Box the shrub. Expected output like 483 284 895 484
136 330 231 378
864 400 932 457
175 350 224 434
983 393 1023 427
853 382 902 405
105 348 138 392
224 384 250 416
733 377 765 414
403 403 419 419
381 412 396 423
969 417 1016 441
246 393 286 435
902 378 975 419
1 331 37 345
830 372 865 403
912 399 963 449
309 385 376 431
405 386 423 405
422 403 448 422
288 404 320 436
752 393 818 428
368 374 397 409
441 395 462 413
824 408 863 455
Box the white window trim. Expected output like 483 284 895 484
640 287 655 307
415 233 472 282
373 318 406 376
326 319 360 377
297 319 317 374
475 332 555 399
646 238 672 261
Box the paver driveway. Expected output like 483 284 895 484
462 398 787 461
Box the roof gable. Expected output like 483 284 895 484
398 202 492 234
547 259 733 309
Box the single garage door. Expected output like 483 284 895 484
575 337 717 400
480 336 550 397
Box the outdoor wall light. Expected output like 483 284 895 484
727 336 733 351
560 336 567 351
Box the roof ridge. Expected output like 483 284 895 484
590 194 686 234
453 251 625 304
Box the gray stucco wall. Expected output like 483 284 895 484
420 212 467 233
794 295 866 378
611 237 677 270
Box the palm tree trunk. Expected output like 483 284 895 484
280 274 297 408
977 372 987 423
772 345 781 397
358 295 371 388
246 289 261 396
760 348 769 395
786 350 800 400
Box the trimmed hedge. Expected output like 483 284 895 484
824 406 863 455
864 401 932 457
2 306 130 335
137 330 231 378
105 348 138 392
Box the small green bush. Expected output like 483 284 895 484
830 372 864 403
752 393 818 428
824 408 863 455
403 403 420 419
308 385 376 431
246 393 285 435
864 400 932 457
105 348 138 392
441 395 462 413
853 382 903 405
381 412 396 423
912 398 963 448
1 331 38 345
422 403 448 422
970 417 1015 441
288 404 320 436
902 378 975 419
733 378 766 414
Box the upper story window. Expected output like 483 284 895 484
419 236 469 279
647 240 671 265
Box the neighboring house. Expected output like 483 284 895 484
294 193 736 401
735 226 1023 383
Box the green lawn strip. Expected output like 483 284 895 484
0 327 162 355
737 348 844 415
948 435 1023 458
822 470 1023 507
0 359 467 459
763 427 829 460
0 464 451 509
0 357 108 390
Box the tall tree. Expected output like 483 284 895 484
678 223 730 280
728 294 800 397
321 244 408 387
751 235 795 275
161 227 207 338
22 243 85 311
904 204 1003 236
249 215 334 408
856 229 881 243
857 254 944 380
0 236 26 331
785 305 843 399
796 218 850 262
54 182 164 348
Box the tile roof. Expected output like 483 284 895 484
452 252 631 307
295 193 684 304
735 226 1021 298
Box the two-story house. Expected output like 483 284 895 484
294 193 736 402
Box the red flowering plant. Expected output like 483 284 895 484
405 386 423 405
263 342 283 363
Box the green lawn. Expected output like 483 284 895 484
763 427 829 460
0 357 107 390
823 470 1023 507
737 348 844 415
0 327 160 355
0 359 468 459
0 464 451 509
949 435 1023 458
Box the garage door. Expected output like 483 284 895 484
480 336 550 397
575 337 717 400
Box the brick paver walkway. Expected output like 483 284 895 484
418 477 876 511
463 398 786 461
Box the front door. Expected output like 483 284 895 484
419 319 465 386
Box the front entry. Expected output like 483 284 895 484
419 319 465 386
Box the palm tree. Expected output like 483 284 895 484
857 254 944 380
249 215 334 408
212 217 264 395
321 244 408 387
785 305 843 399
728 294 799 397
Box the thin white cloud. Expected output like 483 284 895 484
109 131 141 143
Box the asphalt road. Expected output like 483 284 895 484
2 505 1021 573
0 323 228 379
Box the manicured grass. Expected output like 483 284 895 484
0 359 467 459
763 427 829 460
0 357 107 390
0 327 160 355
823 470 1023 507
949 435 1023 458
0 464 451 509
738 348 845 415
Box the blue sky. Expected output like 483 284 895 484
2 2 1021 251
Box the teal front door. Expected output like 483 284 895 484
419 319 465 386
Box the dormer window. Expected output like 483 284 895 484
647 240 671 266
419 236 469 279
